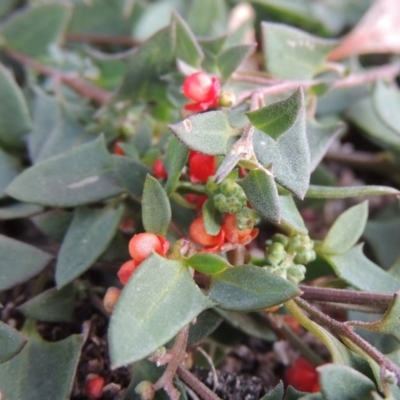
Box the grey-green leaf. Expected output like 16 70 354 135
142 175 171 236
319 364 376 400
0 235 52 291
0 322 82 400
164 136 189 195
307 120 345 172
6 136 124 207
0 203 43 221
306 185 399 199
56 205 123 288
325 244 400 294
247 89 303 140
217 44 255 80
320 201 368 255
109 254 214 368
252 89 310 199
208 266 300 312
0 3 71 58
0 322 26 364
239 169 280 223
18 285 76 323
169 111 237 155
0 63 31 148
261 22 337 80
0 146 20 199
31 209 73 242
279 195 308 234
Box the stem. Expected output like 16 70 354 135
294 297 400 387
4 49 112 106
226 245 245 266
235 61 400 105
177 365 223 400
153 326 190 400
299 285 392 309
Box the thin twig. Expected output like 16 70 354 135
177 365 223 400
196 347 219 391
153 326 190 400
299 285 392 309
294 297 400 387
4 49 113 106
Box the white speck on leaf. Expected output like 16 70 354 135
183 119 192 132
68 176 99 189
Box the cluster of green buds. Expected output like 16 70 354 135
264 233 316 284
207 178 258 230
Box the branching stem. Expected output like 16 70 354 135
294 297 400 387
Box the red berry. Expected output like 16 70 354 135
284 358 320 393
182 72 220 112
221 214 258 245
113 140 124 156
188 151 216 183
128 233 169 264
117 259 138 285
152 159 168 180
85 376 104 399
189 216 224 248
103 287 121 313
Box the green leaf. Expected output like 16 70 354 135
307 120 345 172
116 27 175 104
142 175 171 236
325 244 400 294
17 285 76 323
320 201 368 255
187 309 223 345
350 292 400 344
187 253 229 275
319 364 376 400
208 265 300 312
279 195 308 234
252 89 310 199
261 22 337 80
306 185 399 199
202 198 221 235
0 63 31 149
0 235 52 291
164 136 189 195
113 155 151 199
172 12 203 68
0 322 82 400
31 209 73 242
348 96 400 151
215 309 277 341
56 205 123 288
28 88 94 163
217 44 255 80
259 381 284 400
186 0 228 38
239 169 280 223
169 111 237 155
109 254 213 367
0 322 26 364
373 80 400 135
0 202 43 221
0 3 71 58
6 136 125 207
247 89 303 140
0 147 20 198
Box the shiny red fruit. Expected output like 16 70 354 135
85 376 104 399
128 233 169 264
284 358 320 393
188 151 216 183
152 159 168 180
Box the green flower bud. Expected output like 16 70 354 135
236 206 257 230
220 179 240 196
218 90 236 108
266 242 286 265
226 197 243 214
271 233 289 247
286 234 303 253
287 264 306 284
294 249 313 265
213 193 228 213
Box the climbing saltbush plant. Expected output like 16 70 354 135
2 1 400 399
